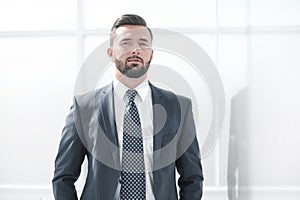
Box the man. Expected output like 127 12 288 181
52 14 203 200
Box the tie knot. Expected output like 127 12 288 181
126 89 138 102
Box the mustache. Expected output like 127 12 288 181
126 55 144 63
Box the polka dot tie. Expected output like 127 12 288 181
120 89 146 200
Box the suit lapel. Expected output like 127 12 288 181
96 83 119 147
150 83 181 197
150 83 169 192
94 83 120 169
150 83 165 152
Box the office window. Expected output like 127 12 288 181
1 0 299 199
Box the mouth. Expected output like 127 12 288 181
126 56 143 64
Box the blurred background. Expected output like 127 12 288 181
0 0 299 199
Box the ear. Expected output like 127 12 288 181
149 49 154 62
107 48 115 62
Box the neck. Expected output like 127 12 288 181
115 72 147 89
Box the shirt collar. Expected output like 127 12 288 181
113 78 150 102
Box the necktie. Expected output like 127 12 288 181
120 89 146 200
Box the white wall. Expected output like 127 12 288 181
0 0 300 199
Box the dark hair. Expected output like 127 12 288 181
110 14 153 45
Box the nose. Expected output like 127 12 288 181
131 48 140 55
129 42 142 54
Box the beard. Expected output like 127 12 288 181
115 57 151 78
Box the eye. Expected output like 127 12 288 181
121 41 129 46
139 42 150 48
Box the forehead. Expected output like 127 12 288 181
114 25 151 41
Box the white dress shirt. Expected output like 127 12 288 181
113 78 155 200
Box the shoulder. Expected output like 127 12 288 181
149 82 191 104
73 83 112 108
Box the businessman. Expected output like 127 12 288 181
52 14 204 200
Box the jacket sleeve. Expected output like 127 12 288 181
176 99 204 200
52 98 87 200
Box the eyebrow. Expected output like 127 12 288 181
120 38 131 42
119 37 150 43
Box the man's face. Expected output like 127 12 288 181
108 25 153 78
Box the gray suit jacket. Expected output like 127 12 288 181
52 82 203 200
